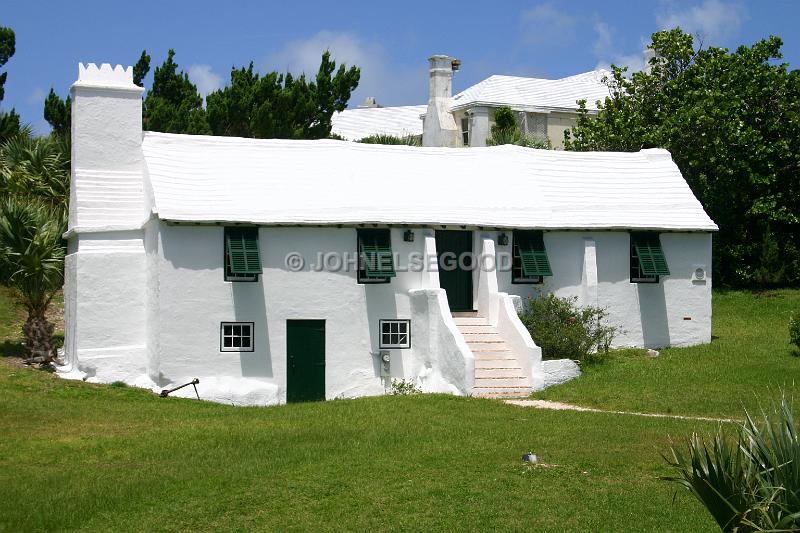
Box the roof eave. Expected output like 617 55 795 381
449 101 600 114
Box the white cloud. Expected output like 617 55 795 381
188 64 223 97
592 22 614 58
27 86 46 105
591 22 647 73
595 54 646 74
519 3 576 45
657 0 748 43
265 30 426 107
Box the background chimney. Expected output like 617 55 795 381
422 55 460 147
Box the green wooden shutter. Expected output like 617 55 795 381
226 229 262 274
634 235 670 276
517 232 552 277
359 231 396 278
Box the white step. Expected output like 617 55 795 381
458 325 496 334
465 340 507 351
475 368 526 379
474 359 522 369
453 317 490 326
454 314 532 398
461 331 499 338
474 377 531 388
472 352 516 360
473 388 532 399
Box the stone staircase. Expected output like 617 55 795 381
452 312 533 398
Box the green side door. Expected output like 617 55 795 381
286 320 326 403
435 230 474 311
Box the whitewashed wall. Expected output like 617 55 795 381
65 233 148 381
151 224 443 402
495 230 712 347
66 222 712 402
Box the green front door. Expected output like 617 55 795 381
436 230 474 311
286 320 325 403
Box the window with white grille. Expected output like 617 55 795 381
220 322 254 352
379 319 410 349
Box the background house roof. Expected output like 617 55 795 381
330 69 612 140
450 71 611 113
330 104 426 141
142 132 717 231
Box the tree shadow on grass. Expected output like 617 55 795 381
0 341 25 358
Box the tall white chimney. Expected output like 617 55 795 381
64 63 149 382
422 55 460 147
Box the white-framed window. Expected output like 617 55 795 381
461 116 470 146
220 322 254 352
379 319 411 349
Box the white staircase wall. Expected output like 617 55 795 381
476 237 544 389
408 288 475 394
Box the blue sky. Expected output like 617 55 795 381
2 0 798 134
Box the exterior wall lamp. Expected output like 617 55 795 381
497 233 509 245
404 230 415 242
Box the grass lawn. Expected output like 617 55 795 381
0 362 718 532
533 290 800 418
0 289 796 531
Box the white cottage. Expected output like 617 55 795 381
62 63 717 405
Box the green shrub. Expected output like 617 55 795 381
492 106 517 132
790 311 800 351
663 395 800 532
518 293 616 363
487 105 551 149
390 379 421 395
486 128 551 149
357 134 420 146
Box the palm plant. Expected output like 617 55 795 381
663 396 800 532
0 133 70 210
0 131 69 364
0 197 66 362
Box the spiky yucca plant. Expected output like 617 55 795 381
0 198 66 362
663 396 800 532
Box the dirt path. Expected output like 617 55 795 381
505 399 739 423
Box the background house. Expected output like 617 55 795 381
331 55 611 149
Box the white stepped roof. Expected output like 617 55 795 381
141 132 717 231
331 105 426 141
451 72 611 112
